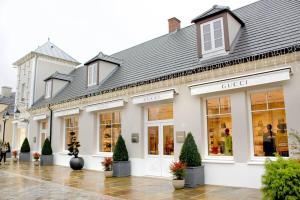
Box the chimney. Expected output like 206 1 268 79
1 86 12 97
168 17 181 33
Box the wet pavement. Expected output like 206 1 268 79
0 161 262 200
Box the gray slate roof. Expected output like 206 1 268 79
0 93 15 114
191 5 230 22
34 41 80 64
84 52 122 66
33 0 300 108
44 71 73 82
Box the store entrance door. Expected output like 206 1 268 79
145 122 174 177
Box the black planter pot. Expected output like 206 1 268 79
69 157 84 170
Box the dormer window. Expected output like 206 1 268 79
88 63 97 86
45 81 52 98
201 18 225 55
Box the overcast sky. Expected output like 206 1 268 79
0 0 257 91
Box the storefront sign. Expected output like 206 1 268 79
54 108 80 118
33 114 47 121
85 99 125 112
190 67 291 95
132 89 175 104
176 131 186 143
131 133 139 143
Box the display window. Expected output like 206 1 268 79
206 96 233 156
64 115 79 150
39 120 48 151
250 88 289 157
99 111 121 152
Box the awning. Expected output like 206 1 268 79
189 67 291 95
85 99 125 112
54 108 80 118
132 89 176 104
32 114 47 121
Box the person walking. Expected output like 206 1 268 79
0 142 8 164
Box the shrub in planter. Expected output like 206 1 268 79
12 150 18 162
179 132 204 188
6 142 11 158
113 135 130 177
19 138 31 162
101 157 113 178
67 132 84 170
170 161 186 189
40 138 53 166
33 152 40 166
262 157 300 200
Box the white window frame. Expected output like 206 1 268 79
96 110 121 155
45 81 52 98
202 95 234 162
63 115 79 152
88 63 97 86
200 17 225 54
247 87 289 163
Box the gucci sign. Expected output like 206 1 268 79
221 80 248 89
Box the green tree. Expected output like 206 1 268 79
113 135 129 161
20 137 30 153
42 138 53 155
262 157 300 200
179 132 201 167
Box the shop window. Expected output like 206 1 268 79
64 116 79 150
148 103 173 121
163 125 174 155
99 111 121 152
148 126 159 155
206 96 233 156
250 89 288 157
39 120 48 151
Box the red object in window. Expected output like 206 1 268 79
211 146 219 154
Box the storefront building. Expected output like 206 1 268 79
14 0 300 189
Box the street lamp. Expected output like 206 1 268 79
14 108 20 119
2 111 10 142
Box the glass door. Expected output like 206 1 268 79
145 123 174 177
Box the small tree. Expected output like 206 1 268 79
6 142 11 152
113 135 128 161
179 132 201 167
20 137 30 153
42 138 53 155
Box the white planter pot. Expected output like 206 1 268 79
34 160 40 166
172 179 185 190
104 170 113 178
13 157 18 162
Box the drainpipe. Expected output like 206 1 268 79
47 104 53 144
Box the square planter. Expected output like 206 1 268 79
19 152 31 162
113 161 131 177
184 165 204 188
6 152 11 159
40 155 53 166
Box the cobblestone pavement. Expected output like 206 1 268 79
0 161 262 200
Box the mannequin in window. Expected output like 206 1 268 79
224 128 232 156
263 124 276 156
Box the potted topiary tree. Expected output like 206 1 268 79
179 132 204 188
6 142 11 158
67 132 84 170
112 135 130 177
40 138 53 165
19 137 31 161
